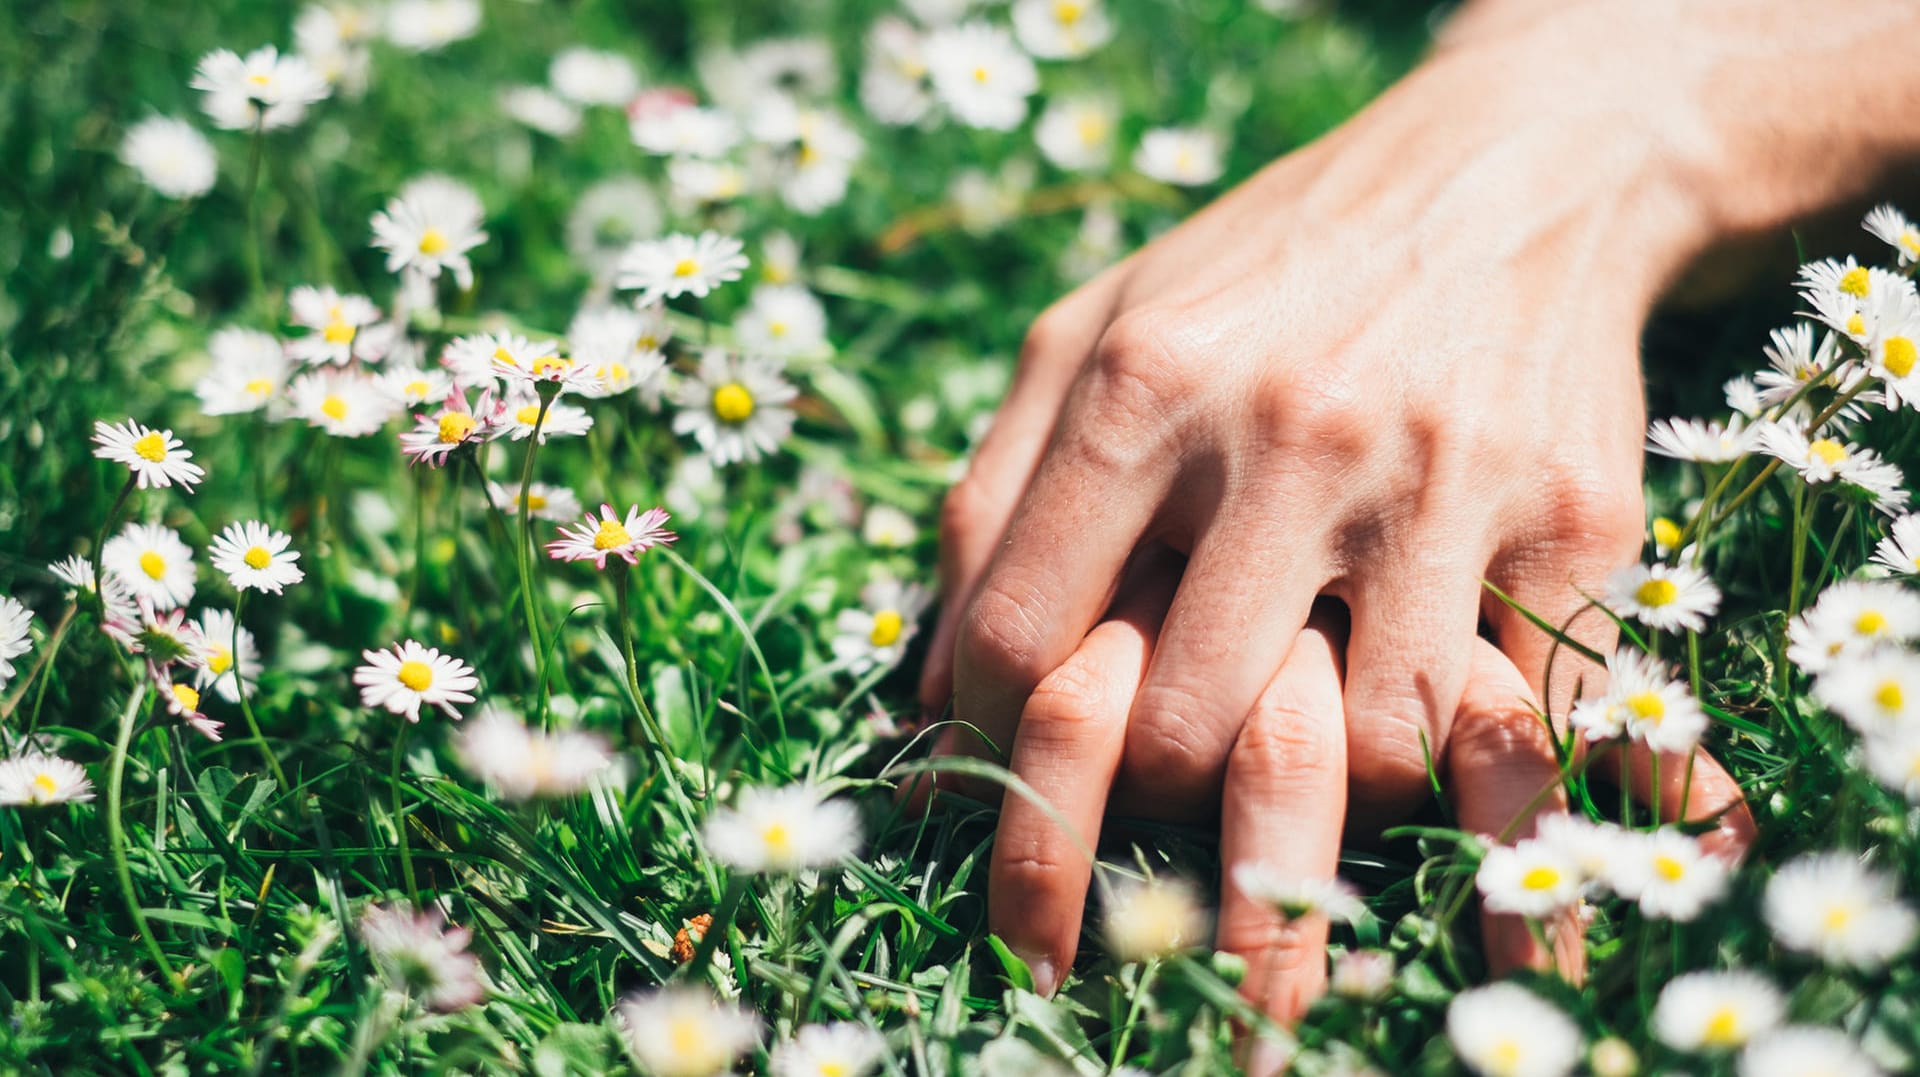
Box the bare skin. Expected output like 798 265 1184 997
911 0 1920 1029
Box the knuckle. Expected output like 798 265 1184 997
1538 463 1644 558
1342 711 1435 797
959 576 1055 689
940 474 1004 541
1019 301 1085 371
1232 701 1341 786
993 848 1075 897
1126 683 1228 787
1023 659 1114 731
1451 698 1554 765
1252 366 1373 461
1091 310 1191 410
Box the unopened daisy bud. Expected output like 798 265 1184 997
1763 851 1917 970
208 521 304 595
1605 561 1720 633
1650 516 1683 555
703 784 861 874
353 639 478 722
1329 949 1394 1001
1651 970 1784 1053
1102 876 1208 964
615 986 762 1077
769 1022 887 1077
1447 983 1582 1077
1232 865 1364 923
1589 1037 1638 1077
0 752 95 806
92 419 205 491
0 596 32 692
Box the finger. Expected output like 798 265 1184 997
1217 619 1348 1033
1616 743 1757 861
1340 551 1487 829
1115 506 1325 819
1446 638 1586 980
952 311 1192 774
919 271 1127 714
989 563 1179 997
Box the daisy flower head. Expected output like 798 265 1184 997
1740 1026 1885 1077
191 45 331 130
859 17 933 126
735 285 828 359
769 1022 887 1077
1785 580 1920 673
1446 983 1583 1077
862 504 919 548
1329 949 1395 1001
192 608 260 704
196 326 290 415
495 388 594 442
1570 647 1708 753
487 480 582 523
371 174 488 292
666 158 751 209
287 285 384 366
1604 827 1732 922
1651 970 1785 1053
354 639 478 722
567 305 669 399
1864 288 1920 408
1872 514 1920 575
630 104 739 159
1134 127 1226 187
120 601 202 667
671 350 798 467
375 364 454 409
1012 0 1113 59
92 419 205 491
0 753 95 807
1725 373 1765 417
1753 322 1852 411
102 522 196 610
924 21 1039 131
453 705 614 800
1035 95 1118 172
1798 256 1912 341
615 986 762 1077
290 369 398 437
616 231 749 302
1102 875 1210 964
1476 838 1584 919
775 110 866 215
1864 202 1920 266
158 669 224 742
702 783 862 874
208 520 304 595
358 902 486 1012
1813 647 1920 736
1860 726 1920 803
1533 814 1633 893
547 504 676 570
1604 561 1721 633
294 3 377 93
384 0 482 51
1645 415 1757 464
1763 851 1917 970
550 46 640 107
120 116 217 199
831 577 931 675
486 334 587 391
399 388 498 466
0 596 32 691
500 84 582 137
1231 865 1364 923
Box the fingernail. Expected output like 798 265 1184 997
1245 1038 1292 1077
1016 950 1060 997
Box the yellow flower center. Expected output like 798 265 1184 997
1884 336 1917 378
712 382 755 424
30 773 58 800
1824 904 1853 932
1627 691 1666 721
1519 865 1562 891
972 65 990 83
1488 1040 1523 1077
819 1063 850 1077
1839 266 1872 297
1847 312 1867 336
1701 1007 1742 1047
637 334 659 351
672 258 700 278
1652 855 1687 881
1902 230 1920 256
404 379 430 399
322 318 357 345
139 551 168 579
245 378 273 397
172 683 200 712
1635 578 1678 607
593 517 633 550
669 1017 702 1058
1054 0 1084 23
321 395 348 421
248 72 272 88
131 431 169 462
438 413 478 443
1875 679 1904 713
1809 438 1849 466
396 660 434 692
530 355 572 377
604 362 630 383
768 320 789 338
515 404 542 425
493 346 517 365
761 821 793 855
869 609 904 648
243 546 273 569
1855 610 1889 637
417 227 448 255
1077 113 1108 146
526 493 548 511
1652 517 1682 550
208 647 233 675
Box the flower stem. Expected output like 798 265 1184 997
390 723 419 906
231 593 289 792
614 564 674 758
106 686 180 990
242 118 267 304
514 394 553 702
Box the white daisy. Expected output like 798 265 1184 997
287 285 385 366
1753 322 1853 411
566 177 663 279
703 784 862 874
119 117 217 199
1740 1026 1885 1077
159 674 224 742
1725 374 1765 418
192 608 260 704
359 902 486 1011
1785 580 1920 673
1812 648 1920 736
630 105 739 159
770 1022 887 1077
1798 257 1912 342
440 331 549 389
735 285 829 359
102 522 196 610
91 419 205 491
208 520 304 595
671 350 798 467
1035 96 1118 172
1864 202 1920 267
453 706 613 800
384 0 482 51
1604 828 1732 922
294 3 377 94
615 231 749 302
1476 838 1584 918
615 987 762 1077
565 306 669 400
1329 950 1395 1001
859 17 933 126
861 505 918 549
1533 814 1635 896
500 85 582 137
374 365 454 409
546 504 676 570
1863 288 1920 408
1102 876 1210 964
1569 648 1708 753
1645 416 1758 464
495 389 594 443
1011 0 1113 59
1651 970 1784 1053
1763 851 1918 970
666 158 750 208
1133 127 1225 186
550 47 639 107
400 388 496 466
1753 421 1909 512
1231 866 1364 923
1872 514 1920 574
370 174 487 292
196 327 289 415
290 370 397 437
771 107 865 214
0 596 32 692
1860 726 1920 803
1604 561 1721 633
0 753 95 806
831 578 931 675
924 22 1038 131
1446 983 1582 1077
354 639 479 722
191 46 331 131
487 481 582 524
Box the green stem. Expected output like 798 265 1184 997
1787 482 1813 618
614 565 675 759
390 723 419 905
685 875 749 979
514 393 554 702
106 686 179 989
1108 960 1158 1071
242 118 266 304
231 593 289 792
